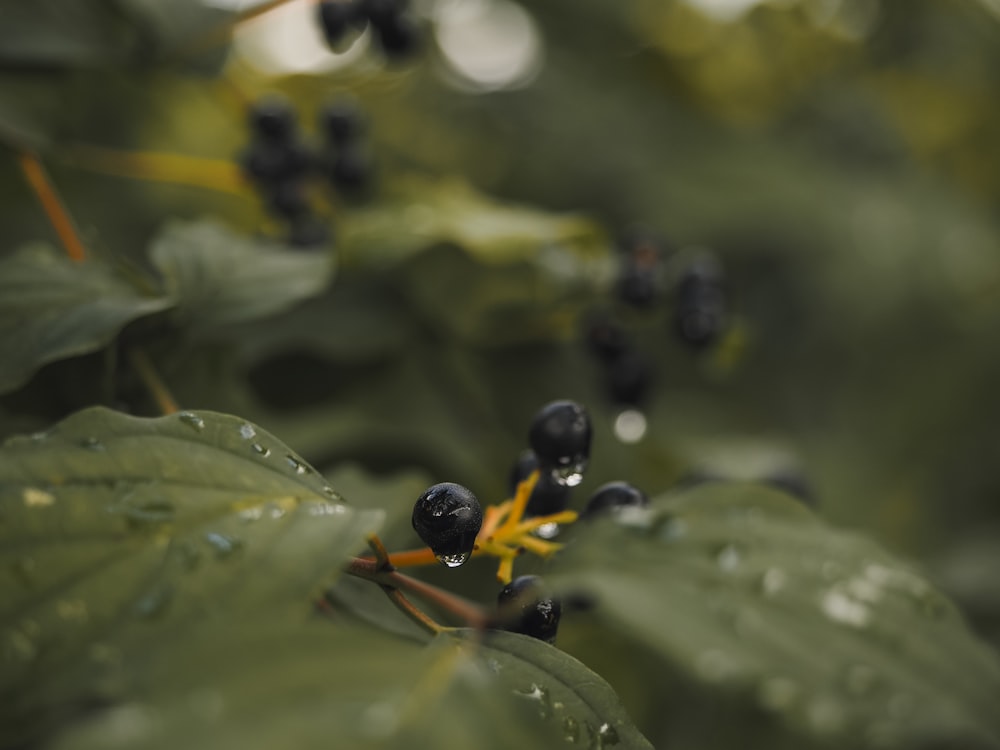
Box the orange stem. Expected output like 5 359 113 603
129 349 180 415
17 151 87 262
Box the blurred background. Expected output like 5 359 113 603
2 0 999 649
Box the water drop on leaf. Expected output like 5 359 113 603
177 412 205 431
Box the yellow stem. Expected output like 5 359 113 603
497 470 539 536
17 151 88 262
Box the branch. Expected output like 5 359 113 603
16 151 88 262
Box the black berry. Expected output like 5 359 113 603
317 0 357 47
411 482 483 567
328 145 373 194
241 141 312 184
375 12 420 59
528 400 592 484
361 0 407 27
265 180 309 219
582 481 648 519
496 575 561 643
582 310 629 363
508 449 571 519
248 98 297 143
320 100 365 145
606 348 651 407
617 265 657 309
674 253 727 350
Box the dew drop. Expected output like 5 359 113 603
533 521 560 539
715 543 743 572
205 532 243 559
121 498 175 528
514 683 553 719
177 412 205 431
563 715 580 743
757 676 799 712
597 722 620 746
760 567 787 596
322 485 337 497
239 423 256 440
285 455 311 475
238 506 264 523
436 552 469 568
80 436 105 451
134 584 173 619
821 588 870 628
307 502 347 516
550 459 587 487
250 442 271 457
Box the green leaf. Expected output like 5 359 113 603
148 219 335 330
446 629 654 749
0 407 381 748
0 246 172 394
548 483 1000 749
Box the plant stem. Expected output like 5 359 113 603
128 349 180 415
380 586 443 635
16 151 88 262
345 556 489 629
367 534 393 571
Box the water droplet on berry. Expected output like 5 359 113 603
435 552 469 568
550 459 587 487
239 423 256 440
177 412 205 431
80 436 105 451
533 521 560 539
205 532 243 559
250 442 270 457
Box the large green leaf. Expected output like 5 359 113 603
0 407 381 748
548 482 1000 749
148 219 335 330
447 629 654 749
0 246 172 394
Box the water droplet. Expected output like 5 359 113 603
307 502 346 516
550 459 587 487
204 532 243 559
820 588 870 628
760 567 787 596
486 658 502 674
177 412 205 431
757 676 799 711
715 543 743 572
436 552 469 568
514 683 553 719
844 664 878 696
563 716 580 743
80 436 105 451
239 423 256 440
238 506 264 523
613 409 647 444
250 442 270 457
29 431 49 443
597 723 620 746
533 521 560 539
322 485 337 497
285 455 311 475
120 497 175 528
134 584 173 619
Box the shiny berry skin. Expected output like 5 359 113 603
497 575 561 643
375 12 420 59
317 0 356 46
528 400 592 472
508 449 571 518
411 482 482 565
582 481 648 519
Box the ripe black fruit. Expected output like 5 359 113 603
496 575 562 643
508 449 571 518
606 348 651 407
582 310 629 363
528 400 592 480
411 482 483 567
248 98 297 143
582 481 648 519
674 253 727 350
317 0 357 47
375 12 420 59
320 100 365 145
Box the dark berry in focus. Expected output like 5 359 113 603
582 481 648 519
249 98 297 143
320 100 365 145
412 482 483 567
317 0 357 46
674 253 727 350
528 400 592 480
496 575 562 643
508 449 571 519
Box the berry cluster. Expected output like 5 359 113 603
403 399 651 644
582 233 731 417
317 0 420 61
239 97 372 247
